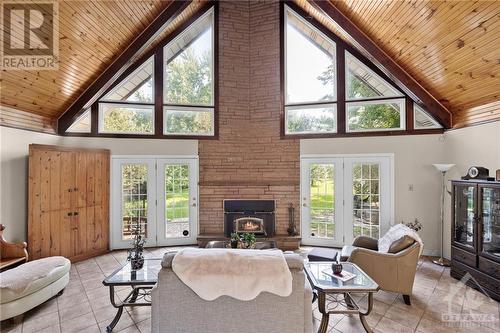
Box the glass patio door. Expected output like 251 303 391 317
111 156 198 249
301 155 392 247
156 159 198 246
300 158 344 247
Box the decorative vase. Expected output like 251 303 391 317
287 203 298 236
332 262 343 275
230 239 238 248
131 256 144 270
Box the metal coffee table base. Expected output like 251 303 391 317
316 291 375 333
107 285 153 333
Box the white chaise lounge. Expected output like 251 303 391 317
0 256 70 321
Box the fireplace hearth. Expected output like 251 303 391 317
224 200 275 237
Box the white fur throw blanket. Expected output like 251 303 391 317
171 248 293 301
0 256 68 293
378 223 424 256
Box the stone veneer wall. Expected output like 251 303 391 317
198 0 300 235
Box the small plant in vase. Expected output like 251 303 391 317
240 232 256 249
127 220 146 270
404 218 423 232
230 232 240 249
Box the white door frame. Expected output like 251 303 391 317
110 155 199 250
300 153 394 247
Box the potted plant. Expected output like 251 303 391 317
240 232 256 249
230 232 240 249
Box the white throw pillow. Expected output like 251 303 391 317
378 224 412 253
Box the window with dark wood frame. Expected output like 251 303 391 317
63 2 219 139
280 2 444 139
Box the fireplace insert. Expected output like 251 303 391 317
223 200 275 237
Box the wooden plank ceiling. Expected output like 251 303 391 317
1 0 499 130
0 0 204 121
295 0 500 128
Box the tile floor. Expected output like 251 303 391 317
1 247 499 333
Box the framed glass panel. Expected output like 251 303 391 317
102 57 154 103
99 103 154 134
454 185 476 249
285 6 336 104
481 186 500 258
164 106 214 136
309 163 335 239
285 104 337 134
346 98 405 132
66 109 91 133
164 164 190 238
345 51 402 101
121 164 149 240
414 103 442 129
352 163 380 239
164 9 214 106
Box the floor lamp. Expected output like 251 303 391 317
432 163 455 266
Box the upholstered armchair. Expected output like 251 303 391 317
340 235 421 305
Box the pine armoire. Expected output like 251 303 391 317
28 144 110 262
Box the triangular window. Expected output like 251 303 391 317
346 52 402 100
414 104 442 129
285 5 336 105
66 109 91 133
102 57 154 103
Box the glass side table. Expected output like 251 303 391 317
102 258 161 332
304 262 379 333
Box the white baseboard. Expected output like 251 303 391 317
422 249 450 260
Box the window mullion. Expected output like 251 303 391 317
154 48 163 136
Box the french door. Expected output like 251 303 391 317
111 156 198 249
301 155 393 247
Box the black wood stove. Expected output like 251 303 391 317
223 200 276 237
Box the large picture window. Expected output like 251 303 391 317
281 3 443 137
65 4 217 138
284 5 336 135
163 8 215 136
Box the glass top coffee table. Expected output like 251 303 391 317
102 258 162 332
305 262 379 333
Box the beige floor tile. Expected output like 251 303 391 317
60 312 97 333
98 312 134 333
334 315 375 333
416 316 457 333
93 306 121 324
376 317 414 333
385 303 423 330
59 301 92 323
32 325 60 333
77 325 101 333
115 325 140 333
126 307 151 324
22 312 59 333
136 319 151 333
373 290 398 305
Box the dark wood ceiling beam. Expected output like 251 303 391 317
57 0 192 134
308 0 452 128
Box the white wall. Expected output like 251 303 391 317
300 121 500 258
443 121 500 258
0 126 198 242
301 134 447 256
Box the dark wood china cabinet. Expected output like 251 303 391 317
451 180 500 301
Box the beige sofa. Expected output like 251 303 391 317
152 252 313 333
340 235 420 305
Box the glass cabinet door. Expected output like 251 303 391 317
480 186 500 260
453 185 476 250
